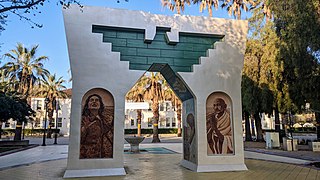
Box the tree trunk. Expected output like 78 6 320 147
281 114 287 133
316 112 320 140
0 123 2 139
244 111 252 141
47 110 54 138
137 109 142 136
14 121 23 141
47 125 52 138
177 103 182 137
254 113 264 142
18 75 25 95
250 114 256 137
279 113 287 143
274 107 280 132
152 101 161 143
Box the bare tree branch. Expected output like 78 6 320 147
0 0 45 13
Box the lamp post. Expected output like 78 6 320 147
54 99 58 144
42 98 50 146
22 122 25 140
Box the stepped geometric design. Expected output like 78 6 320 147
93 25 223 73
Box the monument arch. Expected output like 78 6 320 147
63 5 248 178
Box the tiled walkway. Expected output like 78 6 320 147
0 145 68 170
0 154 319 180
0 144 313 170
0 143 319 179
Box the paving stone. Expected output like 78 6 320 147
0 138 319 179
0 154 319 180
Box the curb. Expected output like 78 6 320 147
0 144 39 157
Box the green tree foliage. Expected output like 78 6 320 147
271 0 320 139
162 0 259 19
244 19 292 137
162 81 182 137
143 72 164 143
161 0 320 140
35 73 68 137
126 75 149 136
0 93 15 123
1 43 49 100
0 92 35 140
242 39 270 141
244 0 320 140
242 40 263 116
241 75 255 141
127 72 179 142
258 21 292 133
1 43 47 140
243 21 299 140
1 43 69 140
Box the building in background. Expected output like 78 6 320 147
125 101 178 129
1 97 72 136
29 97 72 136
1 89 72 136
1 93 178 136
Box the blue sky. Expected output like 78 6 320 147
1 0 251 88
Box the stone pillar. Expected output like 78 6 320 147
63 7 144 178
180 42 248 172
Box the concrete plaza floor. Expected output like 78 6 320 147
0 153 319 180
0 136 319 179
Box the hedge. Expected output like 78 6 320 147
1 128 178 136
292 127 316 133
125 128 178 134
1 129 60 136
263 128 316 134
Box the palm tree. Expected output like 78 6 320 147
144 72 166 143
163 83 182 137
1 43 48 140
126 75 149 136
161 0 271 20
35 73 68 138
0 79 19 95
220 0 250 19
250 0 273 21
127 72 180 142
176 101 182 137
2 43 49 100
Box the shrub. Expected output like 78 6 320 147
125 128 178 134
293 127 316 133
2 129 60 136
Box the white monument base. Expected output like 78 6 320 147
63 168 126 178
180 159 198 171
181 160 247 172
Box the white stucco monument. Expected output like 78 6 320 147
63 5 248 178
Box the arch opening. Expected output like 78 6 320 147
125 64 197 163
